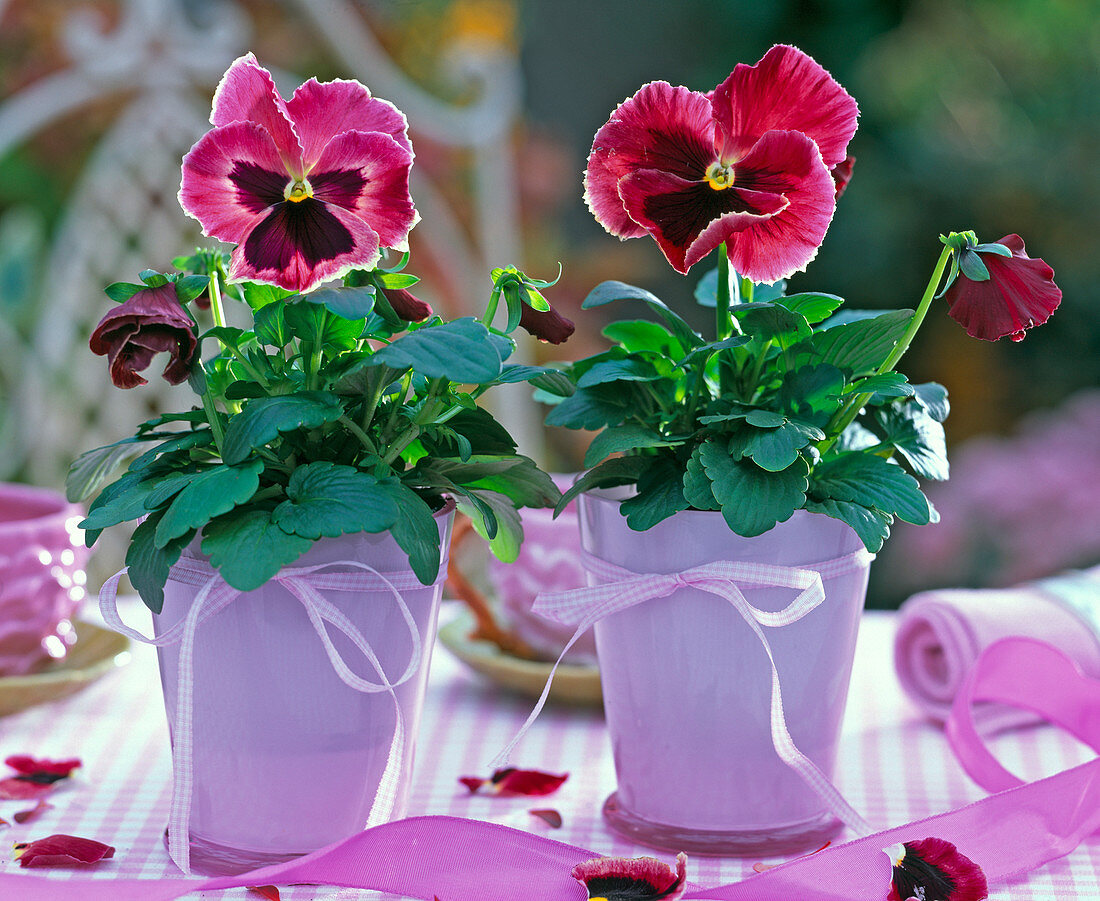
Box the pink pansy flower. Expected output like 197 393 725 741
584 44 858 283
942 234 1061 342
180 53 419 294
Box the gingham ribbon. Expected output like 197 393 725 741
495 547 875 836
99 556 441 874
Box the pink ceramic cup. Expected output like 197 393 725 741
0 483 88 676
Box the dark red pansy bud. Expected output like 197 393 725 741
380 286 433 322
519 302 575 345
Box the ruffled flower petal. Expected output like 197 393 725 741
179 120 287 245
943 234 1061 342
885 838 988 901
210 53 304 174
13 834 115 868
287 76 413 166
458 767 568 796
831 154 855 198
711 44 858 168
721 129 837 283
310 130 419 251
584 81 715 239
572 852 687 900
230 200 381 293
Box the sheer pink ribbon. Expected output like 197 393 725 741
98 556 440 874
492 548 876 836
4 637 1100 898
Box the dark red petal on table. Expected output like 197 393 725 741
310 130 419 250
180 120 287 245
287 76 413 164
519 301 575 345
210 53 304 174
13 834 115 868
231 199 381 293
618 168 783 275
886 838 988 901
14 801 53 824
572 851 687 900
529 808 563 828
5 756 81 778
831 155 855 198
247 886 281 900
943 234 1061 342
711 44 858 168
723 130 838 284
380 286 433 322
584 81 714 238
459 767 568 796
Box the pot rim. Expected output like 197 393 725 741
0 482 84 537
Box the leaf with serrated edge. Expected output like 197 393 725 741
155 461 263 547
556 455 649 514
273 463 399 538
700 439 807 536
683 446 720 510
370 318 502 384
222 393 343 465
583 424 673 469
377 480 442 585
201 509 312 591
805 498 892 552
127 510 193 614
868 402 949 481
620 458 687 530
811 454 931 524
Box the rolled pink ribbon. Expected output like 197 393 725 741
894 566 1100 728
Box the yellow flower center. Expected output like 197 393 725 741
284 178 313 203
705 161 735 191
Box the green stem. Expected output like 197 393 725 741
716 244 732 340
361 379 386 432
200 389 226 458
307 309 327 391
683 364 708 426
819 243 953 453
381 424 421 466
481 287 502 327
339 414 378 455
207 265 228 330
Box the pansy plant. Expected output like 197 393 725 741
68 55 574 613
550 44 1062 552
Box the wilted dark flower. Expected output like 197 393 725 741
89 285 198 388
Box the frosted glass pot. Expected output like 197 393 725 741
152 508 453 875
579 493 870 856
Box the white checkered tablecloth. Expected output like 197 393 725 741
2 604 1098 900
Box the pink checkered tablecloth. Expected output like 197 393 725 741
2 603 1098 900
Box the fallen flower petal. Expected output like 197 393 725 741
5 756 82 778
572 851 687 900
529 808 563 828
459 767 568 797
13 801 53 824
0 755 82 800
13 834 116 868
0 779 56 801
885 838 988 901
247 886 281 900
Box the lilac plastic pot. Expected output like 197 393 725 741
0 483 88 676
579 491 870 856
152 506 453 875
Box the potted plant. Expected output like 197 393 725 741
67 54 572 875
538 44 1062 855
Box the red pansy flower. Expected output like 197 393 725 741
885 838 988 901
0 756 81 800
13 834 115 868
89 285 198 389
942 234 1061 342
458 767 568 796
584 44 858 282
180 53 419 293
572 852 687 900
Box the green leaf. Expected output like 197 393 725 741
544 384 629 431
867 401 949 481
254 301 289 347
683 445 720 510
273 462 399 538
805 498 892 552
729 420 821 472
201 508 312 591
462 457 561 508
795 309 914 375
810 454 932 525
620 457 688 530
603 319 682 357
376 480 442 584
913 382 949 422
139 269 169 287
843 372 914 399
104 282 144 303
731 303 811 346
778 364 847 424
80 473 163 531
241 282 297 311
126 509 193 614
583 280 702 349
67 438 144 501
576 357 659 388
222 393 344 465
744 409 786 427
674 335 752 369
285 301 363 350
131 430 214 470
556 455 649 514
959 249 990 282
700 439 808 536
370 318 502 383
304 285 376 321
584 423 675 468
155 461 264 547
174 275 210 305
457 489 523 563
497 364 575 396
376 272 420 290
777 292 845 324
441 407 518 456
